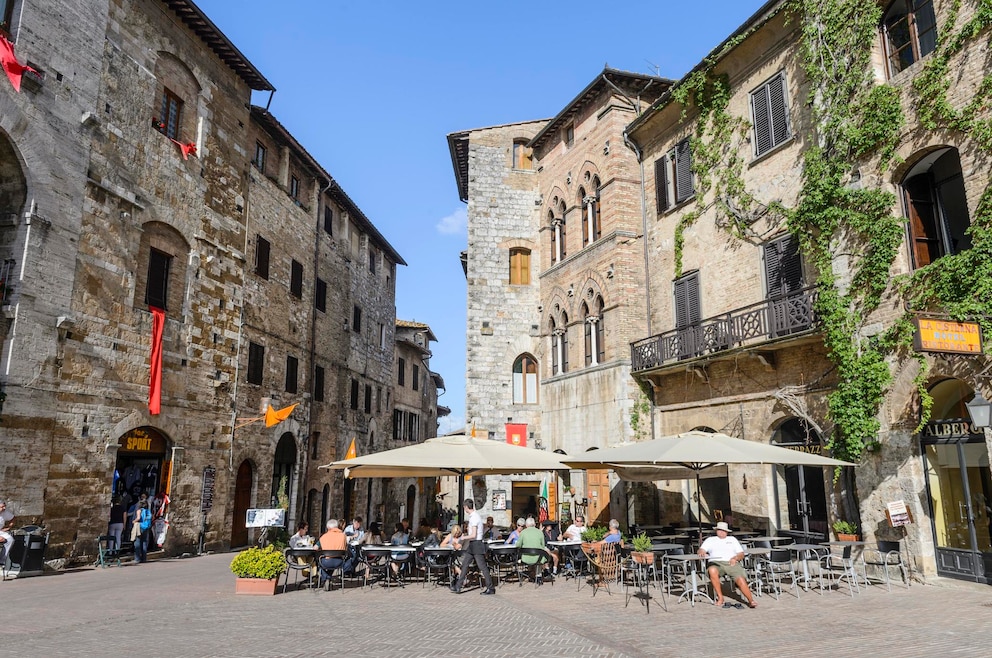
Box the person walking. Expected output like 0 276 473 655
133 499 153 563
450 499 495 595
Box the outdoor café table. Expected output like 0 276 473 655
367 545 417 587
742 536 790 545
651 534 689 541
786 543 829 592
742 547 770 595
820 540 868 590
665 553 713 607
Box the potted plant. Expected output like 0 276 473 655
229 545 286 595
630 532 654 565
832 520 859 541
580 524 609 557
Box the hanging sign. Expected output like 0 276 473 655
200 466 216 512
506 423 528 447
913 317 982 354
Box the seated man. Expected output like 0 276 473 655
318 519 354 584
604 519 623 544
483 516 499 540
517 517 556 579
560 515 586 541
288 522 312 549
697 521 757 609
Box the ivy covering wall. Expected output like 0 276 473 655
659 0 992 522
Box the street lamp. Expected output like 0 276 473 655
965 391 992 429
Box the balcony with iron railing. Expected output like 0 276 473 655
630 286 820 374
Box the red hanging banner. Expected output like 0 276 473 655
148 307 165 415
0 35 37 93
505 423 527 447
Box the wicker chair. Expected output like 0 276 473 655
581 541 619 597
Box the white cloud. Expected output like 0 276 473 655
435 207 467 235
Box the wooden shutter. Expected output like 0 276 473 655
561 324 569 372
655 157 670 212
146 249 171 310
596 316 605 364
551 331 559 375
674 272 700 329
764 235 803 299
255 236 270 279
752 83 772 156
769 73 790 148
674 139 694 204
584 308 592 366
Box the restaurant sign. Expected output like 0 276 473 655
913 317 982 355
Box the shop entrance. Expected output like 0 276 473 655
511 481 540 522
773 418 829 539
922 379 992 583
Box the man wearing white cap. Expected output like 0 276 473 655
698 521 757 609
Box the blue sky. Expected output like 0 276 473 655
195 0 767 434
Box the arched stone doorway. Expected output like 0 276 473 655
0 130 27 361
772 418 828 538
231 459 253 547
272 432 296 514
921 378 991 582
406 484 416 525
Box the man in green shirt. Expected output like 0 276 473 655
517 517 555 580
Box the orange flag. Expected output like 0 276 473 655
264 403 298 427
345 438 357 460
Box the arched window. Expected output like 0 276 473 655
549 199 567 265
152 52 200 144
582 296 605 366
512 139 533 170
580 178 601 247
881 0 936 78
512 354 539 404
559 312 569 373
137 221 190 316
550 317 559 375
509 247 531 285
902 148 971 269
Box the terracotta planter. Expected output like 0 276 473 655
234 577 278 595
632 551 655 565
837 533 859 542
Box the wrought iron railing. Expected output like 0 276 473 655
631 287 819 372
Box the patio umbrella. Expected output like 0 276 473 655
319 434 571 523
563 430 854 541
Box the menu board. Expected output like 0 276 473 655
246 508 286 528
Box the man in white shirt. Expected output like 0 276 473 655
0 500 14 555
560 515 587 541
697 521 757 608
450 499 495 595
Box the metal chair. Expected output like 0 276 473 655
758 548 801 600
661 546 687 596
316 549 348 591
863 540 908 591
517 547 552 587
282 548 316 593
559 544 589 588
819 545 861 597
361 546 393 589
97 535 122 568
488 544 520 586
422 547 453 588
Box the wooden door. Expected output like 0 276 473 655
230 460 252 547
586 469 611 526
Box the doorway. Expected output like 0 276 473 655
231 459 253 547
921 379 992 583
511 481 540 522
773 418 829 539
586 469 612 525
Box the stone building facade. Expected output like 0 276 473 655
0 0 412 559
449 70 670 527
628 0 992 583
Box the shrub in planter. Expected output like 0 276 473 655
580 525 609 543
832 520 859 540
230 546 286 595
630 532 654 565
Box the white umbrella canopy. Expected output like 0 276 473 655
320 434 570 525
319 434 571 477
563 430 852 470
564 430 854 539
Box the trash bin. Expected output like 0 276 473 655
7 525 49 577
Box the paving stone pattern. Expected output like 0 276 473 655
1 553 989 657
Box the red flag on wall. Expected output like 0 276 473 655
148 307 165 415
505 423 527 447
0 35 36 93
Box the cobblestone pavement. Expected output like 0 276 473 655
2 553 990 657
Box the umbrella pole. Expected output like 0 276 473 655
457 472 465 527
696 472 703 546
